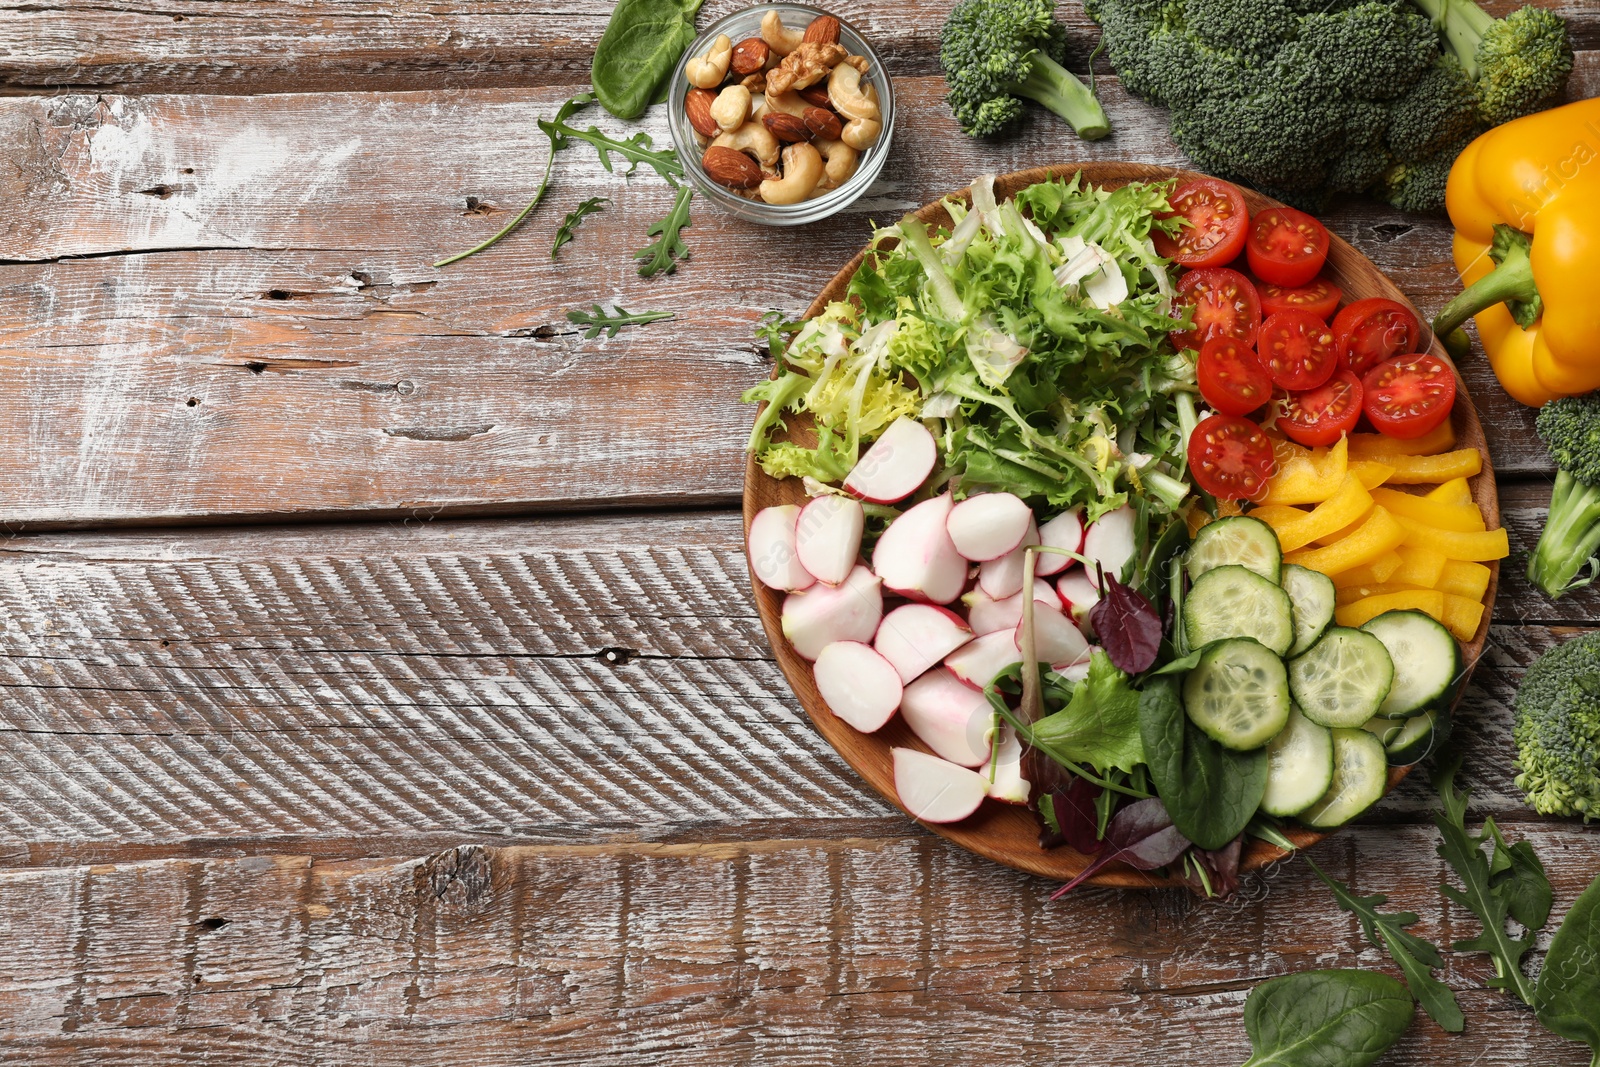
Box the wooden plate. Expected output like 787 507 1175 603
743 163 1499 888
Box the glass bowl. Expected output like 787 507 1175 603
667 3 896 226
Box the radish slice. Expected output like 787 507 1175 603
892 747 988 823
873 604 972 684
946 493 1031 562
795 495 864 586
976 519 1041 599
781 565 883 660
986 724 1031 804
899 667 992 767
1015 604 1090 667
1057 570 1102 629
843 417 937 504
1049 659 1094 685
1083 505 1137 588
872 494 967 605
813 641 902 732
964 580 1060 636
1035 508 1085 577
944 630 1023 690
748 505 816 592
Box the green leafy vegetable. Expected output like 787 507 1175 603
1536 874 1600 1067
591 0 705 121
1030 650 1147 774
551 197 610 257
1484 817 1553 931
1239 969 1414 1067
1137 675 1266 850
566 304 674 339
635 180 693 277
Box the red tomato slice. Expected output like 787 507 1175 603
1361 353 1457 440
1258 309 1338 391
1333 298 1421 377
1187 414 1276 502
1246 206 1330 288
1259 276 1342 321
1153 178 1249 268
1171 267 1261 352
1197 337 1273 417
1276 369 1364 448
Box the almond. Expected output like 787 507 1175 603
798 83 832 108
802 106 843 141
730 37 771 77
685 88 720 139
702 145 762 189
763 112 813 142
803 15 841 45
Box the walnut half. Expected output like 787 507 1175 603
765 41 848 95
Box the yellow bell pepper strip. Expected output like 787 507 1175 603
1425 478 1474 507
1335 589 1448 629
1435 98 1600 405
1370 487 1486 532
1380 448 1483 485
1441 593 1487 642
1264 475 1373 553
1249 504 1310 530
1438 559 1492 601
1347 460 1395 490
1393 545 1448 589
1261 436 1349 506
1332 552 1406 588
1348 421 1456 459
1335 582 1424 607
1287 506 1406 576
1394 514 1510 562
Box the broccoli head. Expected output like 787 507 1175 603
1295 2 1437 101
1474 6 1574 126
1526 393 1600 600
1514 630 1600 821
1386 57 1481 162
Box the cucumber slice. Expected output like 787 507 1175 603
1261 705 1335 817
1281 564 1336 657
1187 516 1282 584
1184 565 1296 656
1360 717 1403 746
1298 728 1390 828
1182 638 1292 750
1360 610 1463 719
1290 627 1394 728
1375 707 1451 765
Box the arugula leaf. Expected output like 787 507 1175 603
1137 675 1266 850
635 181 693 277
1239 970 1414 1067
1304 857 1464 1033
565 304 674 339
1030 650 1145 774
1536 874 1600 1067
551 197 609 257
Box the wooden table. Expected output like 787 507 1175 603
0 3 1595 1062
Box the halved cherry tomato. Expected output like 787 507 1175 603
1152 178 1249 268
1197 337 1273 417
1171 267 1261 352
1259 276 1342 321
1187 414 1276 502
1258 309 1338 391
1332 298 1420 377
1246 206 1330 288
1361 353 1457 440
1277 369 1364 448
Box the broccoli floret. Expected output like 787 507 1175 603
1179 0 1292 56
1411 0 1573 125
1327 101 1397 194
941 0 1111 140
1295 2 1438 101
1386 57 1481 162
1524 394 1600 601
1514 630 1600 820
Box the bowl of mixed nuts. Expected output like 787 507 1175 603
667 3 894 225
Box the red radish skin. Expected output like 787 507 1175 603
1082 505 1136 588
986 724 1031 804
794 494 864 586
812 641 903 732
872 494 968 605
946 492 1032 562
963 580 1060 635
944 630 1024 691
898 667 993 767
1035 508 1084 577
1057 570 1102 628
891 747 989 823
842 417 938 504
976 519 1041 599
1014 604 1089 667
748 505 817 592
780 565 883 660
873 604 973 684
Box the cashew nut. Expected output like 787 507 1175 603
841 115 882 150
710 85 751 131
827 62 879 122
686 34 732 89
711 120 780 169
760 11 804 56
763 89 810 118
759 143 824 205
814 138 859 188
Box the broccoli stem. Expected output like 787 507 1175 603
1432 228 1539 337
1011 53 1110 141
1409 0 1495 78
1527 468 1600 598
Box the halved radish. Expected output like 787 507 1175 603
873 604 972 684
946 493 1031 562
843 417 937 504
795 495 864 586
1035 508 1085 577
986 724 1031 804
1083 505 1136 588
964 580 1060 636
781 565 883 660
899 667 992 767
813 641 902 732
1057 570 1102 629
748 505 816 592
976 519 1041 599
892 747 988 823
872 494 967 605
1015 604 1089 667
945 630 1023 690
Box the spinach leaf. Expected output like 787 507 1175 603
1031 650 1145 773
1240 970 1413 1067
1138 675 1267 850
591 0 705 121
1484 817 1553 932
1535 874 1600 1067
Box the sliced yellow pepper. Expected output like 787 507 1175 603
1437 559 1492 601
1336 582 1421 606
1261 436 1349 506
1370 487 1486 532
1332 552 1405 588
1287 506 1406 576
1394 514 1510 562
1249 504 1310 531
1425 478 1474 507
1380 449 1483 485
1348 460 1395 490
1347 421 1456 458
1315 507 1374 546
1335 589 1447 629
1268 475 1373 553
1392 545 1448 589
1441 593 1486 643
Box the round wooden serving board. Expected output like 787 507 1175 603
743 163 1500 888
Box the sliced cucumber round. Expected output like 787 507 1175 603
1262 705 1335 817
1281 564 1336 657
1184 565 1296 656
1373 707 1451 765
1187 516 1282 584
1298 728 1390 828
1290 627 1394 728
1360 610 1462 719
1182 637 1292 751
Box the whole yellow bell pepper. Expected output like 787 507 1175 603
1435 97 1600 406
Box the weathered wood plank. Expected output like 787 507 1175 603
0 826 1595 1063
